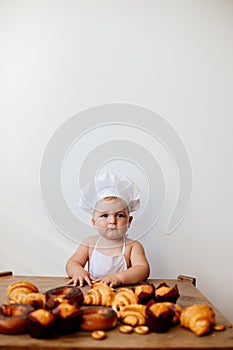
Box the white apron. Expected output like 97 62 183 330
89 236 127 278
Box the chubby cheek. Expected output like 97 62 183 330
91 218 105 229
120 218 131 228
119 220 130 227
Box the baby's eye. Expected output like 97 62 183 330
100 214 108 218
118 213 126 217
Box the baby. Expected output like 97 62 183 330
66 172 150 287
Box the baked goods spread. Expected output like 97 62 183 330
0 280 226 339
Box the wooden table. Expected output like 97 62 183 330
0 275 232 349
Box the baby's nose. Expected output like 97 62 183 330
109 215 117 223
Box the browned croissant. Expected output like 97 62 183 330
20 293 46 309
118 304 146 326
180 304 215 336
84 283 115 306
112 287 139 311
7 281 39 303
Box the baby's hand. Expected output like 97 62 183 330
67 271 94 287
93 273 123 288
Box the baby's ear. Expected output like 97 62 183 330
128 215 133 226
91 217 96 227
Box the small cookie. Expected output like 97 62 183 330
134 325 149 334
91 330 106 340
213 324 225 331
119 325 134 334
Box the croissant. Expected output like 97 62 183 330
20 293 46 309
84 283 115 306
180 304 215 336
112 287 139 311
118 304 146 326
7 282 39 303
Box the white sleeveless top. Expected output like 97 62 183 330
89 236 127 278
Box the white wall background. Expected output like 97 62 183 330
0 0 233 323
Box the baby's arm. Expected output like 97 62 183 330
94 241 150 287
66 238 94 287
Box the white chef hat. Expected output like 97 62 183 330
79 172 140 214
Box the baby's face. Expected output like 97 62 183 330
92 198 133 240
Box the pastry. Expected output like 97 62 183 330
146 300 176 333
118 304 146 326
119 325 134 333
155 282 180 303
0 303 33 334
7 281 39 303
180 304 215 336
91 330 106 340
20 293 46 309
7 281 39 297
84 283 115 307
45 285 84 309
112 287 139 311
80 306 118 331
134 282 155 304
27 309 55 339
134 325 149 334
172 303 183 324
52 302 82 335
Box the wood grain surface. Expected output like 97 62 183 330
0 275 232 350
